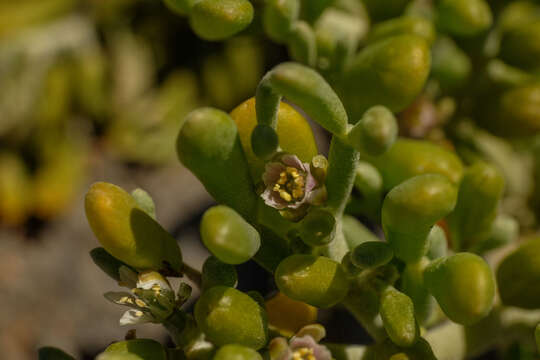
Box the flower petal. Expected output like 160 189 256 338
281 154 304 169
262 188 288 210
104 292 140 309
119 309 154 326
263 162 285 186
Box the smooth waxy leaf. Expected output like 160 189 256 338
263 0 300 42
177 108 258 222
347 106 398 156
214 344 263 360
230 97 317 179
365 138 464 191
201 205 260 264
436 0 492 36
195 286 268 349
275 254 350 308
382 174 457 263
90 247 131 281
425 253 495 325
85 182 182 274
497 237 540 309
189 0 254 41
340 35 431 117
367 16 435 45
448 162 505 251
351 241 393 269
98 339 167 360
298 209 337 246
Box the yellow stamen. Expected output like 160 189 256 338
279 190 292 202
135 299 146 307
292 347 315 360
273 167 306 203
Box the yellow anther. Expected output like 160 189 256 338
135 299 147 307
151 284 161 292
292 189 304 199
279 190 292 202
274 184 281 191
134 311 144 317
292 347 314 360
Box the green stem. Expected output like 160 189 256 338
163 309 188 346
325 137 359 216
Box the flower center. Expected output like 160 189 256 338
292 347 315 360
272 167 305 202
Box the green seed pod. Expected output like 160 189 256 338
347 106 398 156
500 21 540 70
497 237 540 309
448 162 505 251
382 174 457 263
90 247 131 281
351 241 393 269
340 35 431 117
362 0 410 21
177 108 258 221
202 256 238 291
163 0 196 15
401 257 434 324
99 339 167 360
195 286 268 349
189 0 253 41
431 36 471 91
38 347 75 360
436 0 492 37
380 286 419 347
85 182 182 274
263 0 300 42
201 205 260 265
425 253 495 325
367 16 435 46
342 215 380 249
275 254 350 308
366 138 464 191
426 225 447 260
298 209 336 246
214 344 263 360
